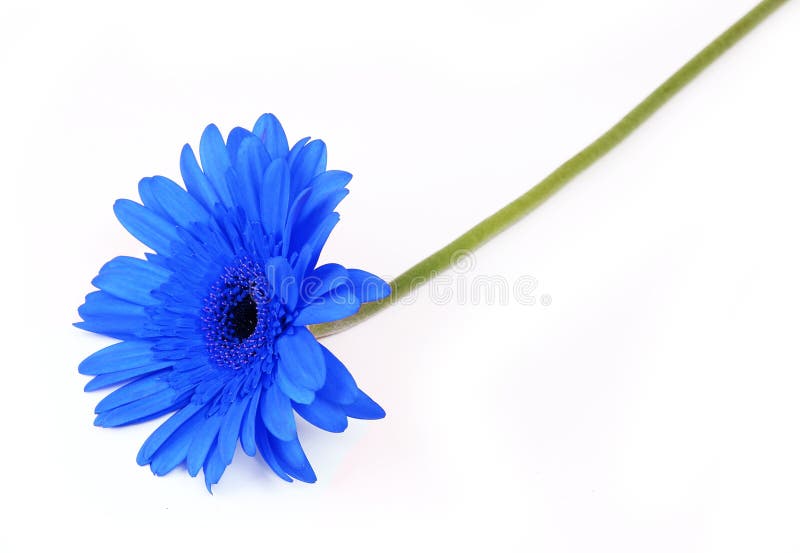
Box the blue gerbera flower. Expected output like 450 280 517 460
76 114 391 490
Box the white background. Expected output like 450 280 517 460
3 0 800 551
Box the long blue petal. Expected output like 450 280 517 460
94 372 171 413
114 199 180 254
291 247 314 291
94 388 187 427
74 320 146 341
77 291 150 339
149 407 206 476
316 345 358 405
307 169 352 193
347 269 392 303
260 383 296 441
180 143 218 211
301 263 350 302
305 212 340 270
138 175 211 229
233 135 270 222
225 126 251 162
294 187 348 244
287 137 310 169
186 413 223 477
79 340 155 376
204 441 229 492
293 288 360 326
137 176 174 221
79 291 148 319
137 402 206 465
92 256 170 306
259 159 291 238
290 139 327 197
294 396 348 433
281 187 312 258
268 433 317 483
239 387 261 456
255 423 292 482
291 170 351 250
276 328 325 391
84 365 171 392
218 396 249 465
252 113 289 160
266 256 298 312
343 389 386 420
275 368 315 405
199 124 235 207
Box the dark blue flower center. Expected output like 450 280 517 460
201 258 285 371
229 294 259 340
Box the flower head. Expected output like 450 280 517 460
77 114 390 490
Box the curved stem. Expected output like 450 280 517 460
311 0 789 339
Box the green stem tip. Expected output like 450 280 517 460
310 0 789 339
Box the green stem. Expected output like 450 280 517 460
311 0 789 339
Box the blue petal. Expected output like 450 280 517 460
276 328 325 391
138 175 211 229
252 113 289 160
347 269 392 303
149 407 206 476
137 176 173 221
137 402 206 465
79 291 148 319
186 413 223 477
290 140 328 190
259 159 291 238
287 137 310 169
180 143 218 211
94 372 171 413
204 441 228 492
255 423 292 482
74 320 146 342
316 345 358 405
77 291 149 340
308 169 352 192
268 433 317 483
293 288 360 326
79 340 155 376
225 127 251 162
298 186 348 233
265 256 298 311
294 396 348 433
343 389 386 420
305 212 340 270
218 396 249 465
301 263 350 300
293 246 315 290
292 194 349 256
281 187 312 258
275 368 315 404
199 124 235 207
260 383 296 441
94 388 188 428
291 170 351 250
84 365 171 392
113 199 180 254
239 387 261 457
92 256 170 306
290 139 327 197
233 135 270 222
